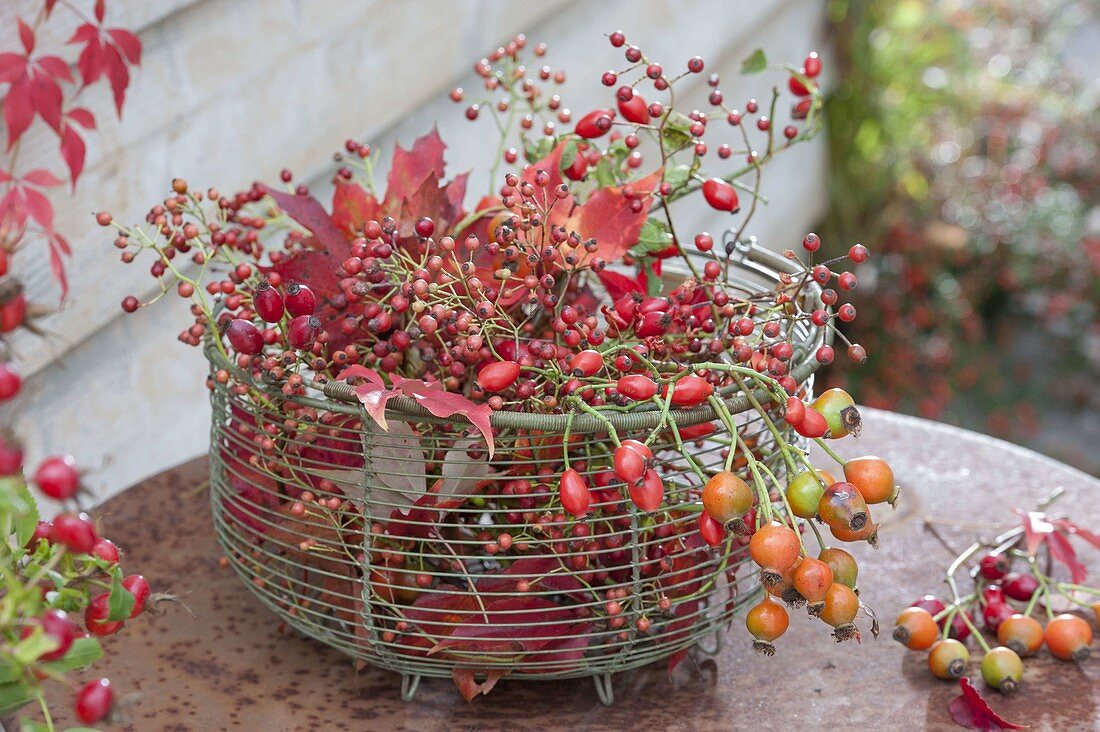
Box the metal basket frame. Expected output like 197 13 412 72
206 243 828 704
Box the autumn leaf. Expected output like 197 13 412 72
429 597 575 657
597 268 647 302
331 180 382 237
1015 510 1091 583
948 678 1027 730
263 186 351 255
58 123 86 186
451 668 507 703
387 126 447 203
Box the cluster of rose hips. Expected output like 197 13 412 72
689 387 899 654
894 521 1098 695
3 237 144 732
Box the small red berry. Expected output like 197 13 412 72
84 594 122 636
0 362 21 401
35 455 80 500
122 574 151 618
702 178 739 213
75 678 113 724
252 281 285 323
284 283 317 317
53 513 97 554
288 315 321 350
223 319 263 355
804 52 822 78
477 361 521 393
92 539 120 564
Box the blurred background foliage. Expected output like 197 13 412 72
820 0 1100 474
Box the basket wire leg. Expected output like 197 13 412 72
401 674 421 702
593 673 614 706
697 627 723 656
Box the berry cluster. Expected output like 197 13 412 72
895 493 1098 698
0 2 149 727
102 31 893 697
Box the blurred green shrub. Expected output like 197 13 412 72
822 0 1099 473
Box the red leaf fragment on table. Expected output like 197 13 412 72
948 678 1027 730
1046 530 1087 584
451 667 506 703
1052 518 1100 551
1015 510 1090 583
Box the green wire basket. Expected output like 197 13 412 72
206 243 828 704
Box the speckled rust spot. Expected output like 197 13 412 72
8 411 1099 731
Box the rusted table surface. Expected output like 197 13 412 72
26 410 1100 730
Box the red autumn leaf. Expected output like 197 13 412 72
521 141 663 263
0 189 26 228
520 139 566 195
263 186 350 253
337 365 400 429
21 185 53 229
59 124 86 185
65 107 96 130
45 0 59 15
94 0 105 23
597 268 646 302
0 53 26 83
403 586 482 638
47 232 70 300
516 623 592 673
389 375 495 458
429 597 575 657
30 70 63 131
562 168 663 263
387 127 447 204
1015 509 1054 556
21 168 61 187
67 23 99 45
474 557 561 594
330 180 382 237
107 28 142 65
75 36 105 87
1046 530 1087 583
5 77 34 148
35 56 72 83
948 678 1027 730
1053 518 1100 551
18 19 35 55
451 667 506 703
103 43 130 116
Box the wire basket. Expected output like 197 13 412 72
206 243 828 704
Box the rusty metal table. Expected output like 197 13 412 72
25 410 1100 730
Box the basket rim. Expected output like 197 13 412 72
205 244 830 433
